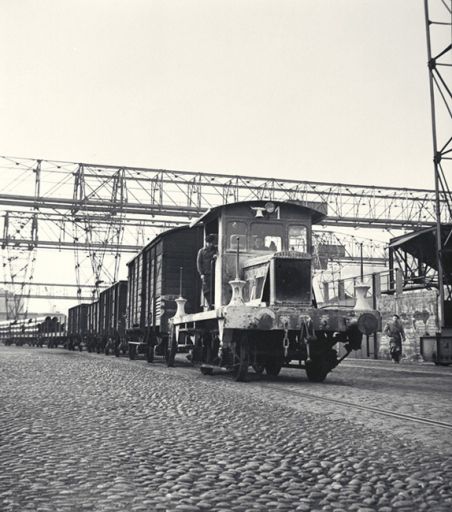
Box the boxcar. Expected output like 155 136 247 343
126 225 203 361
98 280 128 356
86 300 100 352
67 304 89 351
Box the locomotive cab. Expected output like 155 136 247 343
169 200 381 382
203 200 323 309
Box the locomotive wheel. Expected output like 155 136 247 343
305 359 328 383
128 344 137 360
265 360 282 377
232 336 249 382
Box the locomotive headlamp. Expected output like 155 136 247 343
265 202 275 214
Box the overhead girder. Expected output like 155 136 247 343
0 155 451 230
0 154 446 309
0 191 445 229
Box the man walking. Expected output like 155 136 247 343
384 314 406 363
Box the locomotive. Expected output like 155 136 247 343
167 200 381 381
1 199 381 383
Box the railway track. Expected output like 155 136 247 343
34 348 452 432
134 355 452 432
252 382 452 431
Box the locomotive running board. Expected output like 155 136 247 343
173 308 223 324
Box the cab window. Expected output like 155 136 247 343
227 221 247 250
250 223 283 253
288 225 308 252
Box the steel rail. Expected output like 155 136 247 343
103 356 452 431
258 383 452 431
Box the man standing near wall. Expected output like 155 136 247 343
384 314 406 363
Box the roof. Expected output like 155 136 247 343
191 200 328 227
389 224 452 272
126 224 191 266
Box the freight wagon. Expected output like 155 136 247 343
67 304 89 351
99 280 128 356
0 315 66 348
126 225 203 361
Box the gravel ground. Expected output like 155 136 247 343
0 345 451 512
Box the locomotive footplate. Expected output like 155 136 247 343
172 305 379 336
220 305 377 333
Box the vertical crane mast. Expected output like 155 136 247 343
424 0 452 329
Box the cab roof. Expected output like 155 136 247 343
191 200 327 227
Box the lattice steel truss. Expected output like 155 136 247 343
1 211 37 318
0 156 450 230
424 0 452 327
0 153 448 312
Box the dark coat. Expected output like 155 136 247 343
196 246 217 276
384 320 406 341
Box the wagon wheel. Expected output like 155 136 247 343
265 359 282 377
305 358 328 383
231 334 249 382
252 363 265 375
166 332 177 367
146 342 154 363
128 343 137 360
200 334 214 375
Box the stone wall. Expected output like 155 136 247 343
344 289 439 360
376 289 439 360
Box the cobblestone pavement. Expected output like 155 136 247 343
1 346 452 512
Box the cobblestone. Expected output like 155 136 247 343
0 346 451 511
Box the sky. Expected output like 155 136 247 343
0 0 445 313
0 0 438 189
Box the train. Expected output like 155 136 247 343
0 314 66 348
0 199 383 382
